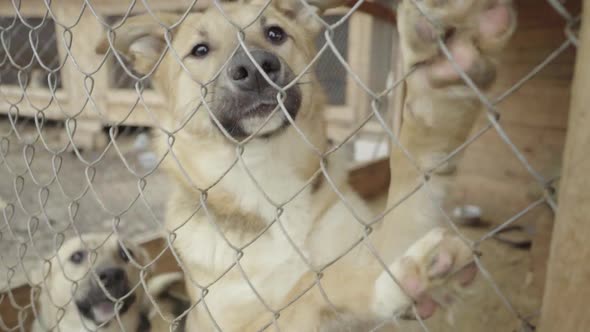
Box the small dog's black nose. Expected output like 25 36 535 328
98 267 126 287
227 50 282 90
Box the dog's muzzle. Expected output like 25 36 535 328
75 267 136 325
212 49 302 140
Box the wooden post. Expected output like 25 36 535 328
53 1 109 150
538 1 590 331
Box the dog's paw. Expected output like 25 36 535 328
373 228 477 320
399 0 516 88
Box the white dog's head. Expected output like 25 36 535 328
35 233 150 330
97 0 329 142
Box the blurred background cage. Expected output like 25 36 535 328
0 0 587 331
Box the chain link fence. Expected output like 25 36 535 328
0 0 582 331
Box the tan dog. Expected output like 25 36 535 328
32 234 185 331
96 0 515 330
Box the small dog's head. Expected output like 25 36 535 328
38 234 149 327
97 0 328 141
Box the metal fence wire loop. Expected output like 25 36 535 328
0 0 582 331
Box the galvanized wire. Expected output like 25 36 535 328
0 0 581 331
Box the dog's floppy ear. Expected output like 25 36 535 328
264 0 345 36
95 13 180 74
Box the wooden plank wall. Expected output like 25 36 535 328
448 0 580 294
537 0 590 329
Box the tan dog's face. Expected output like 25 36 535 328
42 234 148 326
99 2 324 141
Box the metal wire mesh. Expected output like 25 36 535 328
0 0 581 331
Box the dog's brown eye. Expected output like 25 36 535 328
190 43 209 58
266 26 286 44
70 250 85 264
118 245 133 263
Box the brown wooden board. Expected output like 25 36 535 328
538 0 590 329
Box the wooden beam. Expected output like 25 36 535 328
345 0 396 25
0 0 209 17
105 90 166 127
348 158 390 199
0 87 68 120
1 0 394 22
52 2 112 149
538 1 590 330
0 284 34 331
345 12 373 123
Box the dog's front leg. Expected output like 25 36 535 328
375 0 517 259
365 0 517 322
296 228 477 329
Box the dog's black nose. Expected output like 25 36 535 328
227 50 282 90
98 267 126 287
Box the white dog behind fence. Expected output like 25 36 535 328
0 0 582 331
30 233 186 332
89 0 517 330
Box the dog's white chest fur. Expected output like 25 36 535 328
171 139 318 306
